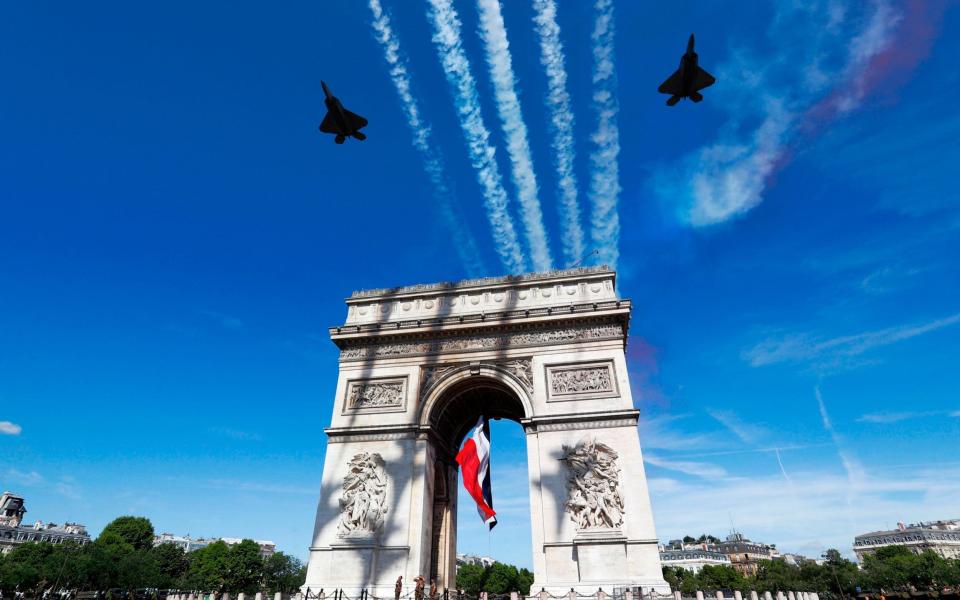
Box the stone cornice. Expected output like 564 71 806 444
347 266 614 300
331 299 631 344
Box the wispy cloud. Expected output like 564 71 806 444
857 410 945 424
368 0 487 277
708 409 769 444
816 386 865 507
0 420 22 435
6 468 44 486
639 413 718 452
644 454 728 480
532 0 585 266
744 312 960 369
476 0 552 272
587 0 622 268
426 0 527 274
652 0 939 227
650 461 960 558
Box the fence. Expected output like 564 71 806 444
158 589 823 600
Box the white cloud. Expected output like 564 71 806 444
425 0 527 274
638 413 719 451
708 409 769 444
368 0 487 276
744 312 960 369
857 411 938 424
587 0 622 268
0 420 22 435
6 468 44 486
533 0 585 266
644 454 728 480
476 0 553 272
650 461 960 558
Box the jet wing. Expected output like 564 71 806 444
658 70 683 95
693 67 716 91
343 109 368 130
319 111 339 134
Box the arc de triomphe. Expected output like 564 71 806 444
304 267 668 595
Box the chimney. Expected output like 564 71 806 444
897 522 906 531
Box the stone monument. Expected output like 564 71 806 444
304 267 669 595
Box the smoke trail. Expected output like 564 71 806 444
368 0 487 277
426 0 527 274
588 0 621 268
532 0 585 266
815 386 866 512
476 0 552 272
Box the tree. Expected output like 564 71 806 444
456 564 486 596
224 540 264 593
151 543 189 588
99 517 156 552
183 541 231 591
263 552 305 594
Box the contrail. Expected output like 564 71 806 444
532 0 585 266
368 0 487 277
588 0 621 268
426 0 527 274
815 385 865 514
476 0 553 272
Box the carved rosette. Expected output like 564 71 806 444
560 439 625 531
337 452 388 537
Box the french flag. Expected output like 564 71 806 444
456 416 497 530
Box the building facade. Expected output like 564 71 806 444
715 533 778 576
153 533 276 558
0 492 90 554
854 520 960 561
659 547 731 573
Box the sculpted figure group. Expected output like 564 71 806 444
561 438 625 530
337 452 388 536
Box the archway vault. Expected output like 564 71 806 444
419 363 533 456
305 267 670 596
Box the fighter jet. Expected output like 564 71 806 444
318 81 368 144
658 34 716 106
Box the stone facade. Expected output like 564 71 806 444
304 267 668 596
854 520 960 561
0 492 90 554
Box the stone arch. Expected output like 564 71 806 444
418 363 533 451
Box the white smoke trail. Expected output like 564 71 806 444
588 0 621 268
532 0 585 266
426 0 527 274
367 0 487 277
476 0 552 272
815 385 866 514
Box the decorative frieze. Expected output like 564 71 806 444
340 324 622 361
343 377 407 413
337 452 388 537
419 358 534 400
560 439 625 531
546 361 618 401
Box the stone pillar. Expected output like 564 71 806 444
787 592 795 600
696 592 704 600
750 592 758 600
238 594 246 600
255 594 262 600
539 591 548 600
776 593 785 600
674 593 682 600
275 593 283 600
625 590 632 600
716 592 724 600
764 593 772 600
734 592 742 600
598 590 607 600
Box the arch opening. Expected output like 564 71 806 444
428 376 527 454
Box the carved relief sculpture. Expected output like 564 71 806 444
337 452 388 537
551 366 613 395
346 379 405 410
560 439 625 530
500 358 533 391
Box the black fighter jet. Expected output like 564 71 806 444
318 81 368 144
658 34 716 106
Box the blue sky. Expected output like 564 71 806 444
2 0 959 570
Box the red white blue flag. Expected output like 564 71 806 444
456 416 497 530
